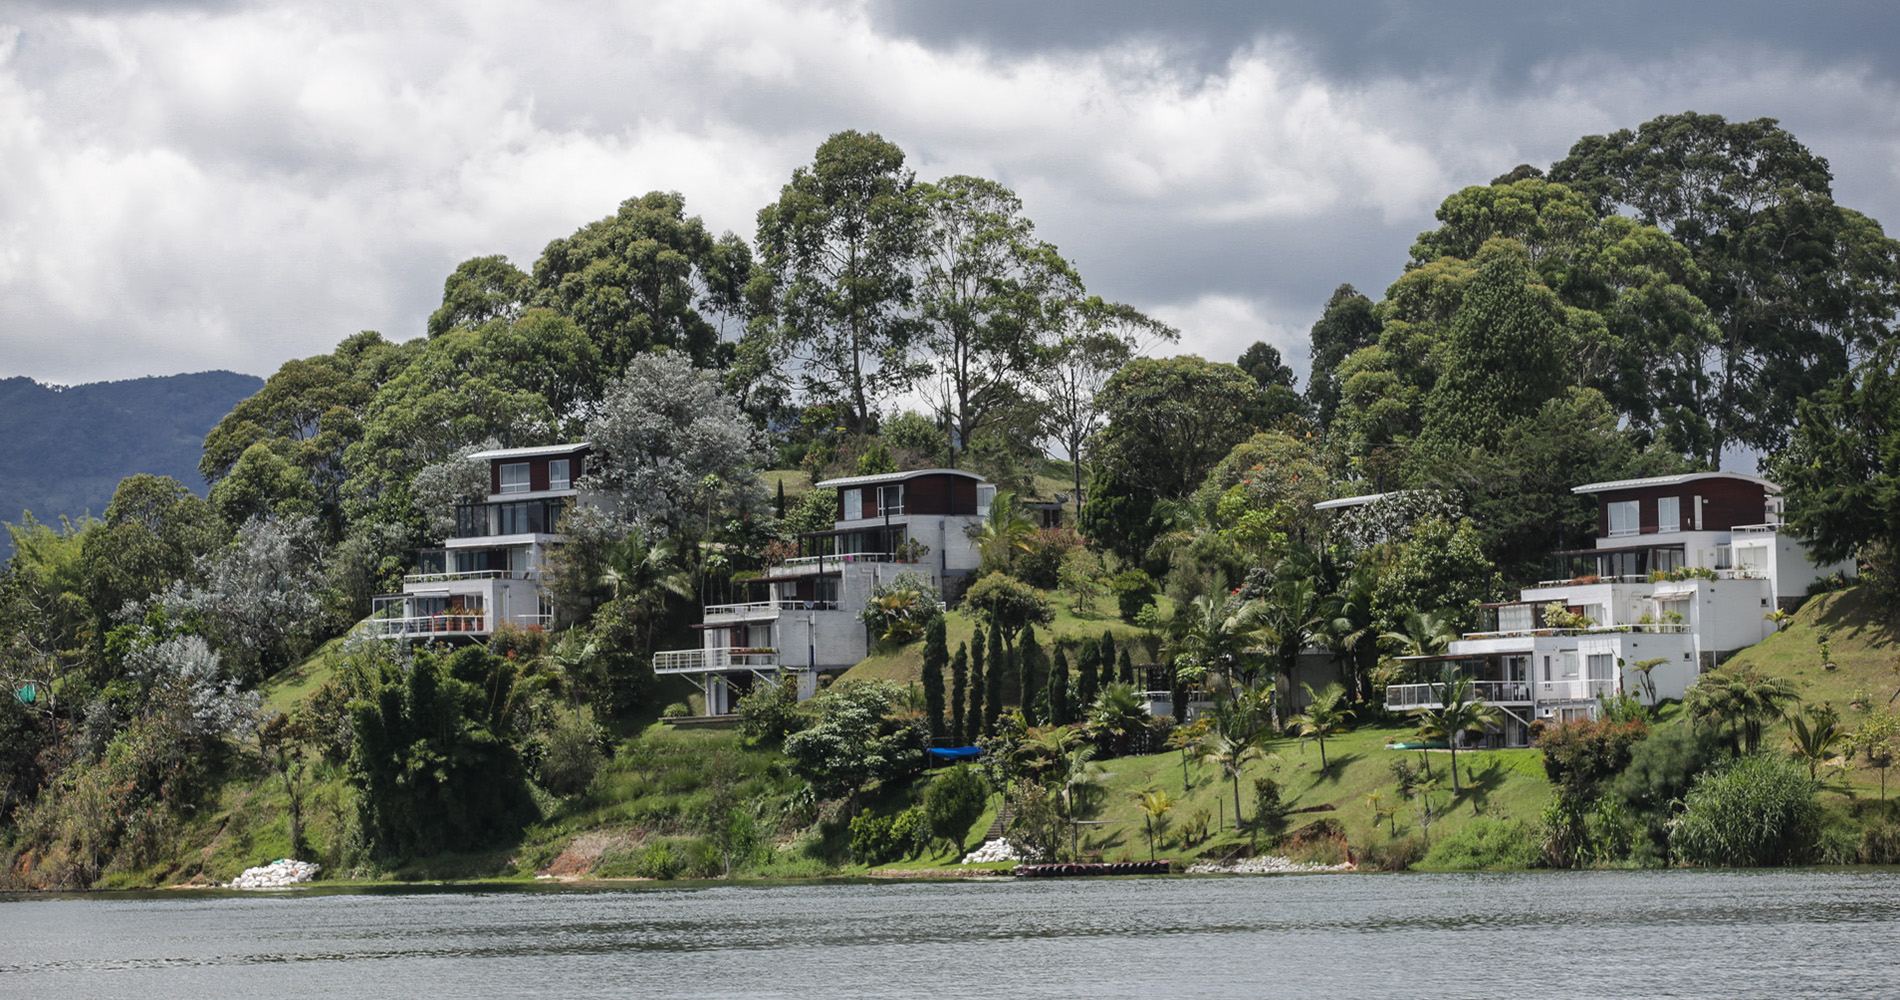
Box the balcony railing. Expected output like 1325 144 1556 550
1459 623 1690 640
1385 680 1533 710
703 599 844 616
1731 523 1780 535
402 569 529 584
1537 679 1617 703
652 647 783 674
363 613 489 637
767 552 896 575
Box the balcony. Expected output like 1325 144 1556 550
765 552 894 576
1385 680 1533 711
362 613 489 638
652 647 782 674
704 598 844 619
1459 623 1690 640
402 569 530 584
1537 679 1617 703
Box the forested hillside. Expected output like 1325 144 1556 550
5 113 1900 889
0 371 262 553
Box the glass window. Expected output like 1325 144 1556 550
1607 500 1639 536
879 484 905 514
843 488 863 520
1658 495 1680 533
548 459 571 491
1562 652 1579 678
976 484 996 516
1586 654 1614 680
500 462 530 494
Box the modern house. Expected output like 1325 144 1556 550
653 468 992 715
366 443 590 640
1377 472 1854 746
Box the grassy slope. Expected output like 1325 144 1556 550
1716 583 1900 798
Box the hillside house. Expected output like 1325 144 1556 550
366 443 590 640
1377 472 1854 746
653 469 992 715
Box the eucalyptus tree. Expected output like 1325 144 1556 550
915 176 1080 466
1043 298 1178 507
753 131 929 433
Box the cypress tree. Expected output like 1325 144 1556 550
951 642 969 746
1170 665 1190 725
1077 638 1100 713
1119 645 1137 690
775 478 787 519
1049 647 1071 725
1018 624 1041 728
922 616 948 742
1102 630 1123 684
985 619 1006 736
967 636 986 745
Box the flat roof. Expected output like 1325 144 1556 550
1572 471 1778 495
466 442 591 461
816 468 987 489
1313 491 1395 511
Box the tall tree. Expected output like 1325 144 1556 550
966 634 986 745
1550 112 1900 464
1305 284 1381 430
428 255 533 339
1773 344 1900 588
1093 355 1263 503
532 191 752 372
753 131 928 432
922 616 949 742
1048 646 1072 726
1042 299 1177 506
916 176 1079 466
1018 623 1042 728
985 618 1006 736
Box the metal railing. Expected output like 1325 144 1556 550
1460 623 1690 640
402 569 529 584
652 647 783 674
703 599 844 616
1385 680 1533 709
363 614 489 637
1731 523 1780 535
767 552 896 575
1537 679 1617 702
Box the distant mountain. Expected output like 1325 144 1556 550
0 371 263 556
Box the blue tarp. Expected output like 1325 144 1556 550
926 746 982 760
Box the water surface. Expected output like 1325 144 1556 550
4 869 1897 998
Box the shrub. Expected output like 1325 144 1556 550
536 705 607 796
662 702 692 719
962 573 1053 637
850 807 924 865
488 622 549 662
1420 817 1544 870
635 840 681 880
1358 836 1425 871
922 764 990 852
1536 719 1648 799
1672 753 1821 867
858 570 943 644
1015 528 1084 589
737 674 805 744
1110 569 1158 622
1252 775 1288 838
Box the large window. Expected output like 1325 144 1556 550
976 484 996 516
500 462 530 494
548 459 571 491
879 484 905 515
1657 495 1680 533
843 488 863 520
1586 654 1614 681
1607 499 1640 537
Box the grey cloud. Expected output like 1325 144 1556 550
869 1 1900 83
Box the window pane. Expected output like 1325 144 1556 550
549 459 570 490
500 463 530 494
843 489 863 520
1658 496 1680 533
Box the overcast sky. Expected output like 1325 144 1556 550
4 0 1900 387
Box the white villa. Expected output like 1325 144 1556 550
1376 472 1854 746
367 443 588 640
653 468 995 715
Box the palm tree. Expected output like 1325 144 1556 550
1086 682 1150 756
1137 787 1175 861
599 530 695 652
1289 681 1353 773
1686 667 1801 755
1262 576 1325 728
1056 742 1105 856
1172 594 1276 698
1409 675 1501 794
1380 609 1460 659
1323 564 1380 704
1787 705 1848 780
1198 730 1269 830
968 490 1036 574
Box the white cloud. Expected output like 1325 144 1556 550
0 1 1896 385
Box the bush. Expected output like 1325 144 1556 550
1252 776 1288 839
962 573 1053 637
662 702 692 719
1016 528 1084 589
737 674 805 744
922 764 990 852
1358 836 1426 871
849 808 925 865
1536 719 1648 799
858 570 943 644
1672 753 1821 867
1110 569 1158 622
1419 817 1544 870
536 705 607 796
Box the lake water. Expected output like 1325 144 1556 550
4 869 1899 999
